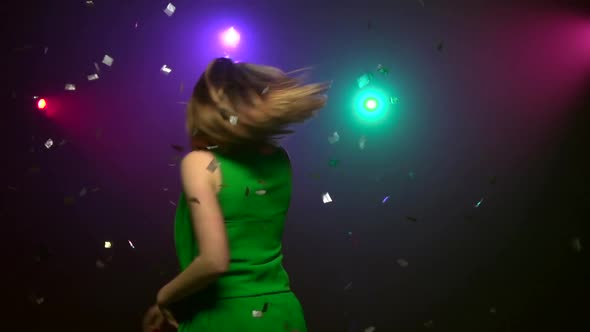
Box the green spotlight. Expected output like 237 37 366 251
364 98 378 111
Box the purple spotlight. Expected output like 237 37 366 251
221 27 240 48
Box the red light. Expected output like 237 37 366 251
37 99 47 110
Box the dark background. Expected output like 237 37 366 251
3 0 590 331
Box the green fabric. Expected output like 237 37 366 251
174 147 305 331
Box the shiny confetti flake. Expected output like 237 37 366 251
79 187 87 197
328 159 340 167
168 163 176 167
382 196 390 204
169 200 177 206
206 145 220 150
261 86 270 95
397 259 409 267
44 139 53 149
255 190 267 195
94 62 100 73
359 136 367 150
229 115 238 125
364 327 376 332
252 310 263 318
171 144 184 152
134 21 139 29
376 64 389 75
164 3 176 17
322 192 332 204
102 54 114 67
571 237 582 252
104 241 112 249
88 73 99 81
328 131 340 144
161 65 172 75
356 73 373 89
44 47 49 55
207 159 220 172
474 198 484 208
390 97 399 105
85 0 94 7
128 240 135 249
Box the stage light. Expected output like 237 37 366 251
37 98 47 110
221 27 240 48
364 98 378 111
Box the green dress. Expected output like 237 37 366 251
173 146 307 332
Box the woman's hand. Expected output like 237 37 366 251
157 285 180 328
142 305 165 332
158 304 180 329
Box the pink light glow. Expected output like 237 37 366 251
221 27 240 48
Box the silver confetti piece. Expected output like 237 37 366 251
322 192 332 204
128 240 135 249
44 47 48 55
207 159 220 172
65 84 76 91
328 131 340 144
87 73 99 81
161 65 172 75
102 54 114 67
163 188 169 191
252 310 263 318
169 200 176 206
164 3 176 17
79 187 87 197
261 86 269 95
396 259 408 267
474 198 484 208
255 190 267 195
206 145 219 150
44 139 53 149
86 0 94 7
229 115 238 125
94 62 100 73
356 73 372 88
359 136 367 150
104 241 112 248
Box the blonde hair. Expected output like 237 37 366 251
186 57 330 151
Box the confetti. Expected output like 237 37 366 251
102 54 114 67
161 65 172 75
44 47 48 55
79 187 87 197
64 196 75 205
437 41 444 52
189 197 200 204
171 144 184 152
245 187 250 196
424 320 434 328
255 190 267 195
85 0 94 7
87 73 99 81
134 21 139 29
206 145 219 150
328 131 340 144
163 188 169 191
571 237 582 252
261 86 270 95
252 310 263 318
164 3 176 17
96 259 106 269
128 240 135 249
382 196 390 204
206 159 220 172
406 216 417 222
94 62 100 73
376 64 389 75
390 97 399 104
356 73 373 88
364 326 376 332
328 159 340 167
359 136 367 150
322 192 332 204
397 259 409 267
104 241 112 249
229 115 238 125
44 139 53 149
474 198 484 208
169 200 177 206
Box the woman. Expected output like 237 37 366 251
142 57 329 332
